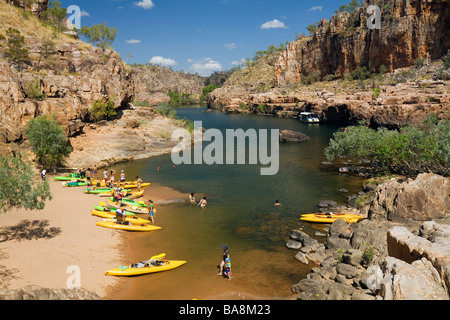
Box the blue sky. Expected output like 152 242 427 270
61 0 352 76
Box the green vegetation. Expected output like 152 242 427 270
350 66 370 80
156 102 176 117
200 84 218 104
5 27 29 68
335 0 361 14
306 23 317 36
79 22 118 50
89 99 117 122
41 0 67 31
302 70 322 85
167 90 195 106
24 115 72 170
24 77 45 100
0 153 52 214
325 114 450 174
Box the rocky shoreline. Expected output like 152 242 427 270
287 173 450 300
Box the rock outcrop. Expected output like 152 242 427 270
289 219 450 300
207 0 450 128
368 173 450 222
131 65 205 106
275 0 450 85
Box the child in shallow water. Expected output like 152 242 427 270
224 258 231 280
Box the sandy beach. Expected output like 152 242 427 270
0 174 189 298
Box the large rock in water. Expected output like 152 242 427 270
279 130 310 143
368 173 450 222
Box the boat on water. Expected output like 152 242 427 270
299 112 320 123
300 212 362 224
104 254 186 277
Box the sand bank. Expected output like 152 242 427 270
0 176 122 297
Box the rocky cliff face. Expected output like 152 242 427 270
207 0 450 128
275 0 450 85
132 65 205 105
0 0 203 144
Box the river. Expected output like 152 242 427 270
106 106 364 300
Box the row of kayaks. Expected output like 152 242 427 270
300 212 362 224
63 180 151 189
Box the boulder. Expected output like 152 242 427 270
279 130 310 143
368 174 449 222
380 257 449 300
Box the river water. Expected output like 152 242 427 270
107 106 364 300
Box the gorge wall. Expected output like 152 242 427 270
275 0 450 86
207 0 450 128
0 0 203 144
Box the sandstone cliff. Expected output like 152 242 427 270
0 0 203 146
275 0 450 85
207 0 450 128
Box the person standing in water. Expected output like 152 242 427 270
148 200 155 224
198 197 207 207
189 193 196 205
217 245 230 276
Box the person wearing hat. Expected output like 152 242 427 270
217 245 230 276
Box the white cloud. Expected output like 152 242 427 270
189 58 223 76
309 6 323 12
224 43 237 50
261 19 287 29
134 0 155 10
231 58 245 66
80 10 90 17
126 39 141 44
149 56 178 67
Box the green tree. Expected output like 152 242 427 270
41 0 67 31
5 27 29 68
335 0 361 14
0 153 52 213
306 23 317 36
79 23 118 50
24 115 72 170
200 84 218 103
89 99 117 122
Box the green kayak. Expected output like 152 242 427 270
64 181 88 187
94 205 135 216
84 187 131 194
109 197 147 207
54 173 83 181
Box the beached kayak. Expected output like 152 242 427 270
54 173 82 181
84 187 131 194
63 180 88 187
109 197 147 207
300 213 362 224
104 254 186 276
91 180 151 189
94 203 136 216
91 210 150 224
95 220 161 232
107 200 150 214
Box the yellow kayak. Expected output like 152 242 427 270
91 180 151 189
105 254 186 277
107 200 150 214
96 220 161 232
300 213 362 224
91 210 150 225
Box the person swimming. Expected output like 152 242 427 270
198 197 207 207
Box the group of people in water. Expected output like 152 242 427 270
189 193 207 208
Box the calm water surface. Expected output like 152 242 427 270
107 106 364 300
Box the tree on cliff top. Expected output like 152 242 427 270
79 23 118 50
335 0 361 14
0 153 52 214
41 0 67 31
